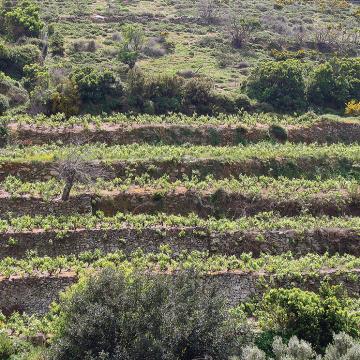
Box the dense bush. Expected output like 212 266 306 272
247 60 306 112
2 0 44 39
125 67 146 111
22 63 49 91
0 41 40 78
212 92 253 114
181 77 215 114
50 80 80 117
242 332 360 359
143 74 184 114
126 70 222 115
307 58 360 109
50 31 65 57
71 67 124 111
0 94 9 115
0 71 28 107
49 269 247 360
256 285 360 353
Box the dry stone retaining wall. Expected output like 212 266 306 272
0 158 356 182
1 191 358 219
0 195 92 218
7 119 360 146
0 228 359 259
1 270 359 315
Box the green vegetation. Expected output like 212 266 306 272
0 0 358 115
0 111 339 127
0 0 358 357
308 58 360 110
49 269 244 360
243 332 360 359
247 60 306 112
0 246 360 277
0 211 359 234
1 143 359 163
2 174 358 204
1 0 44 39
256 285 360 353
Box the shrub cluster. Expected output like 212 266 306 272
0 268 359 359
0 71 28 107
47 273 360 359
0 0 44 39
0 41 40 78
243 332 360 359
247 58 360 112
125 69 252 115
255 284 360 353
49 269 247 360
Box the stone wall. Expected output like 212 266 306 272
0 274 75 315
0 195 92 218
0 157 356 182
8 118 360 146
1 270 359 315
0 227 359 259
1 190 358 219
93 190 359 217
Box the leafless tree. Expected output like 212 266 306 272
197 0 221 24
55 149 108 201
313 24 360 54
227 13 261 48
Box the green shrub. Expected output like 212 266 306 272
0 330 41 360
0 41 40 78
268 124 288 143
212 93 253 114
22 63 49 91
71 67 124 111
0 331 16 358
2 0 44 39
242 332 360 359
50 80 80 117
125 67 146 111
118 47 140 69
256 285 360 353
247 60 306 112
0 94 9 115
49 269 247 360
181 77 214 114
118 24 145 68
307 58 360 110
125 70 217 115
50 31 65 57
143 74 184 114
0 71 28 107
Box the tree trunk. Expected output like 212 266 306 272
61 179 73 201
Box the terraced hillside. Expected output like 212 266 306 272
0 112 359 315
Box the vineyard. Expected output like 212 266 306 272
0 0 359 355
0 112 359 317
